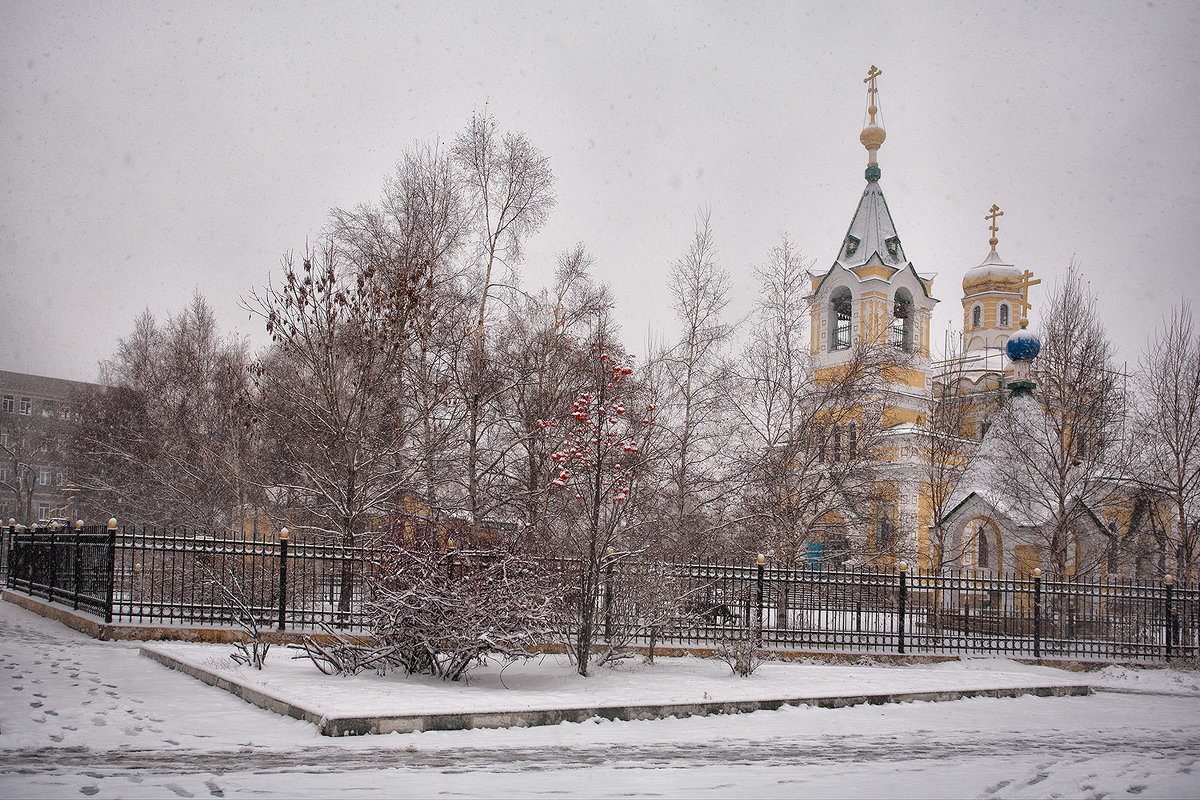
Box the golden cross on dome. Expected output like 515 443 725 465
1014 268 1041 324
986 204 1004 251
864 65 882 124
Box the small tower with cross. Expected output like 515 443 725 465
959 204 1034 355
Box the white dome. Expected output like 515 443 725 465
964 250 1020 282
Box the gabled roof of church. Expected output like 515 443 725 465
836 178 908 270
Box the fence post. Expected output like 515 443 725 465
49 522 60 604
73 520 83 610
1032 567 1042 659
2 519 11 584
755 554 765 645
1165 575 1175 661
104 518 117 624
897 561 908 655
603 547 614 643
277 528 290 632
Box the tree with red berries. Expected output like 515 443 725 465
543 319 657 675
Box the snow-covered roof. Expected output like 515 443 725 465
963 249 1021 283
835 179 907 270
942 393 1053 528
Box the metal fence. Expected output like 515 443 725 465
3 522 1196 662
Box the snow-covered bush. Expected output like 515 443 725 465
713 625 763 677
364 539 561 681
203 566 271 670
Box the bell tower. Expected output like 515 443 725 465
808 65 938 425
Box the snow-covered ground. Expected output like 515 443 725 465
2 599 1199 799
143 638 1091 722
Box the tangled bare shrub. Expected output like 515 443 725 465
296 538 561 681
714 625 763 677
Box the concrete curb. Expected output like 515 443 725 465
138 645 1092 737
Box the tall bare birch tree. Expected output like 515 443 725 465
453 110 555 527
1136 302 1200 580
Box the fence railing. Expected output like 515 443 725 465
3 523 1196 662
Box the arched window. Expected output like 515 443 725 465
978 529 990 569
831 287 852 350
891 288 914 351
846 422 857 460
972 305 982 329
876 508 896 554
999 303 1009 327
831 426 842 462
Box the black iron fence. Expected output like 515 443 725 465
3 522 1196 662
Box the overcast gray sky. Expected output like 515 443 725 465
3 0 1198 383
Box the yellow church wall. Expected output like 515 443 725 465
882 364 927 389
853 264 897 281
882 406 924 428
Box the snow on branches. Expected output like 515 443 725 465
358 538 561 681
545 346 653 508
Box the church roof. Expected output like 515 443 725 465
942 393 1053 528
835 178 908 271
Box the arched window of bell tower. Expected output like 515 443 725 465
999 304 1009 327
972 305 982 329
831 287 853 350
891 288 913 352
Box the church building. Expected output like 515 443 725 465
804 67 1040 571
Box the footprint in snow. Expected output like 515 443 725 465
91 716 107 727
165 783 195 798
79 786 99 796
49 734 63 743
30 701 43 708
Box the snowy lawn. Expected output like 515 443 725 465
142 639 1092 722
2 598 1199 799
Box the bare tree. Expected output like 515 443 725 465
991 266 1128 578
924 333 982 571
328 143 472 516
452 109 556 528
494 244 613 534
245 242 423 609
653 211 736 558
68 295 253 529
544 320 656 676
726 236 888 566
1135 302 1200 580
1 405 63 523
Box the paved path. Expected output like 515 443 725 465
2 599 1198 799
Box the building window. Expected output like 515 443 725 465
846 422 857 460
39 469 52 486
831 426 842 462
972 305 982 330
999 304 1009 327
0 432 8 449
2 396 12 413
55 471 64 486
38 503 50 520
891 288 914 351
831 287 853 350
19 398 32 415
876 506 896 554
978 529 990 569
0 466 7 482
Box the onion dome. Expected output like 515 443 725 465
1005 321 1041 362
964 249 1021 284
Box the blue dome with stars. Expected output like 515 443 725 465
1006 323 1041 362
